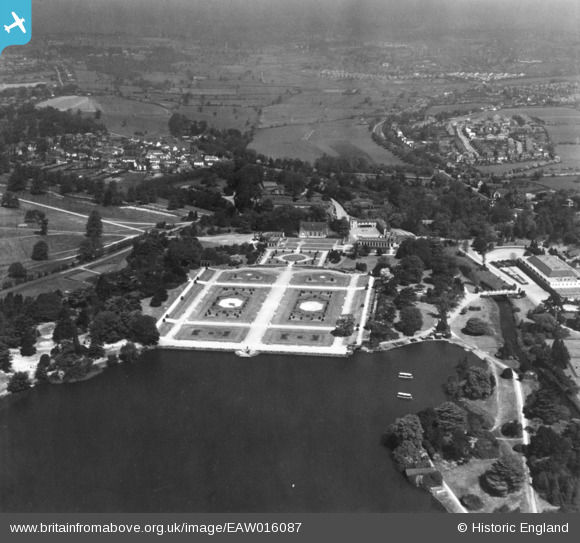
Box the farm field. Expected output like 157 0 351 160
176 104 257 132
96 95 171 137
250 118 403 165
36 91 172 137
495 106 580 121
36 95 100 113
532 175 580 192
427 102 490 116
547 126 580 144
554 145 580 171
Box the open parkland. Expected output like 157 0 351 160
157 243 374 356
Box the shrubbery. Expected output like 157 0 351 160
461 494 483 511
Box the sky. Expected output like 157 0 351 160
32 0 580 39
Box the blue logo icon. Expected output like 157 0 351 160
0 0 31 57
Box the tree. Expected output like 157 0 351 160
87 340 105 359
391 440 426 471
332 314 355 337
7 371 32 393
119 341 139 363
20 327 37 357
389 414 424 448
524 386 570 424
85 209 103 239
482 455 526 496
33 292 62 322
106 353 119 367
6 166 27 192
38 217 48 235
327 250 342 264
0 343 12 373
396 306 423 336
89 311 124 344
53 304 79 343
463 366 494 399
128 314 160 345
394 286 418 309
501 420 523 438
551 338 571 369
30 176 47 195
1 191 20 208
78 236 103 262
394 255 424 285
31 240 49 261
8 262 26 279
435 402 468 433
500 367 514 379
461 494 483 511
329 217 350 238
35 353 51 382
472 236 490 266
463 317 489 336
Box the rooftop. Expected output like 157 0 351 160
527 254 578 279
299 221 328 232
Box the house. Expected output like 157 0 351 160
260 231 285 247
299 221 329 238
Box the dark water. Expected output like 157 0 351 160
0 342 480 513
495 297 530 368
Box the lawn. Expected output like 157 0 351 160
174 324 248 343
271 288 347 328
189 286 269 323
450 296 502 356
262 328 335 347
21 193 168 225
0 233 85 278
436 456 530 513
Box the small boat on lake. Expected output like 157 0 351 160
398 372 414 379
397 392 413 400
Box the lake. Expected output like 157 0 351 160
0 341 479 512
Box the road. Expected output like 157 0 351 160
19 198 146 234
331 198 349 221
2 245 134 296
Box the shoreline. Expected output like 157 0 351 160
0 331 509 514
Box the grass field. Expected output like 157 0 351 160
20 193 165 225
427 103 490 115
0 202 125 278
36 95 101 113
250 118 403 165
532 175 580 192
0 195 148 285
554 146 580 171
